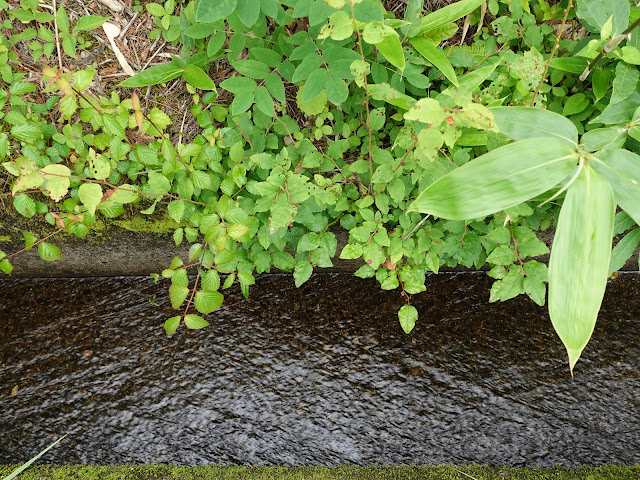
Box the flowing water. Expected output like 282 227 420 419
0 272 639 466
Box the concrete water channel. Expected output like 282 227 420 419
1 271 639 466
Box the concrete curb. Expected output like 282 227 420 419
1 214 637 277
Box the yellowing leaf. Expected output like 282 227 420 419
41 164 71 201
78 183 103 215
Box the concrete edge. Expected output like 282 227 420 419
0 214 637 277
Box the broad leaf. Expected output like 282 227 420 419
164 316 181 335
490 106 579 147
548 166 615 373
119 62 183 87
41 164 71 201
418 0 484 33
435 63 497 108
376 34 405 71
410 37 458 86
38 242 61 261
183 64 216 90
398 304 418 333
408 138 578 220
169 284 189 309
184 314 210 329
608 228 640 275
590 149 640 226
194 290 224 314
194 0 237 23
78 183 103 216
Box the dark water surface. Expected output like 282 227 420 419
0 273 639 466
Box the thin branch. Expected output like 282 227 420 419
530 0 573 106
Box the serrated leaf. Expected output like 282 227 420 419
549 165 615 374
13 193 36 218
78 183 102 215
201 270 221 291
194 290 224 314
41 164 71 201
168 200 185 222
169 284 190 309
227 223 249 239
398 304 418 333
294 260 313 287
148 170 171 195
164 315 181 334
408 138 578 220
184 313 209 329
38 242 61 261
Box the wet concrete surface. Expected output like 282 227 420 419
0 272 638 466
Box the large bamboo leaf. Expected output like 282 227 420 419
418 0 485 34
548 165 615 374
490 106 579 148
407 138 578 220
410 37 458 86
590 149 640 226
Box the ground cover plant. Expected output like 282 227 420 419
0 0 639 372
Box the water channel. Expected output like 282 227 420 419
1 272 638 466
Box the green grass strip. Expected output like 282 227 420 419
0 465 639 480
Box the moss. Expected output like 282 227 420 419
0 235 12 242
0 465 638 480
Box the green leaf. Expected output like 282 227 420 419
194 0 237 23
398 304 418 333
0 259 12 275
42 164 71 201
73 15 109 33
410 37 458 86
294 260 313 287
610 61 639 105
340 243 363 259
548 57 589 74
184 313 210 329
368 83 415 110
168 199 185 222
194 290 224 314
38 242 61 261
169 284 189 309
563 93 589 116
580 127 626 152
303 69 329 102
164 316 181 334
13 193 36 218
183 64 216 90
418 0 484 33
609 228 640 275
325 75 349 105
73 69 94 92
408 138 578 220
148 170 171 195
236 0 260 26
22 231 37 250
232 59 270 79
404 97 446 124
78 183 103 216
489 271 524 302
376 33 405 71
184 22 217 38
592 68 610 101
119 63 184 87
56 6 69 34
201 270 220 291
549 165 615 374
254 85 275 117
591 149 640 226
436 63 497 108
298 232 320 252
489 106 579 147
265 72 285 103
227 223 249 239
